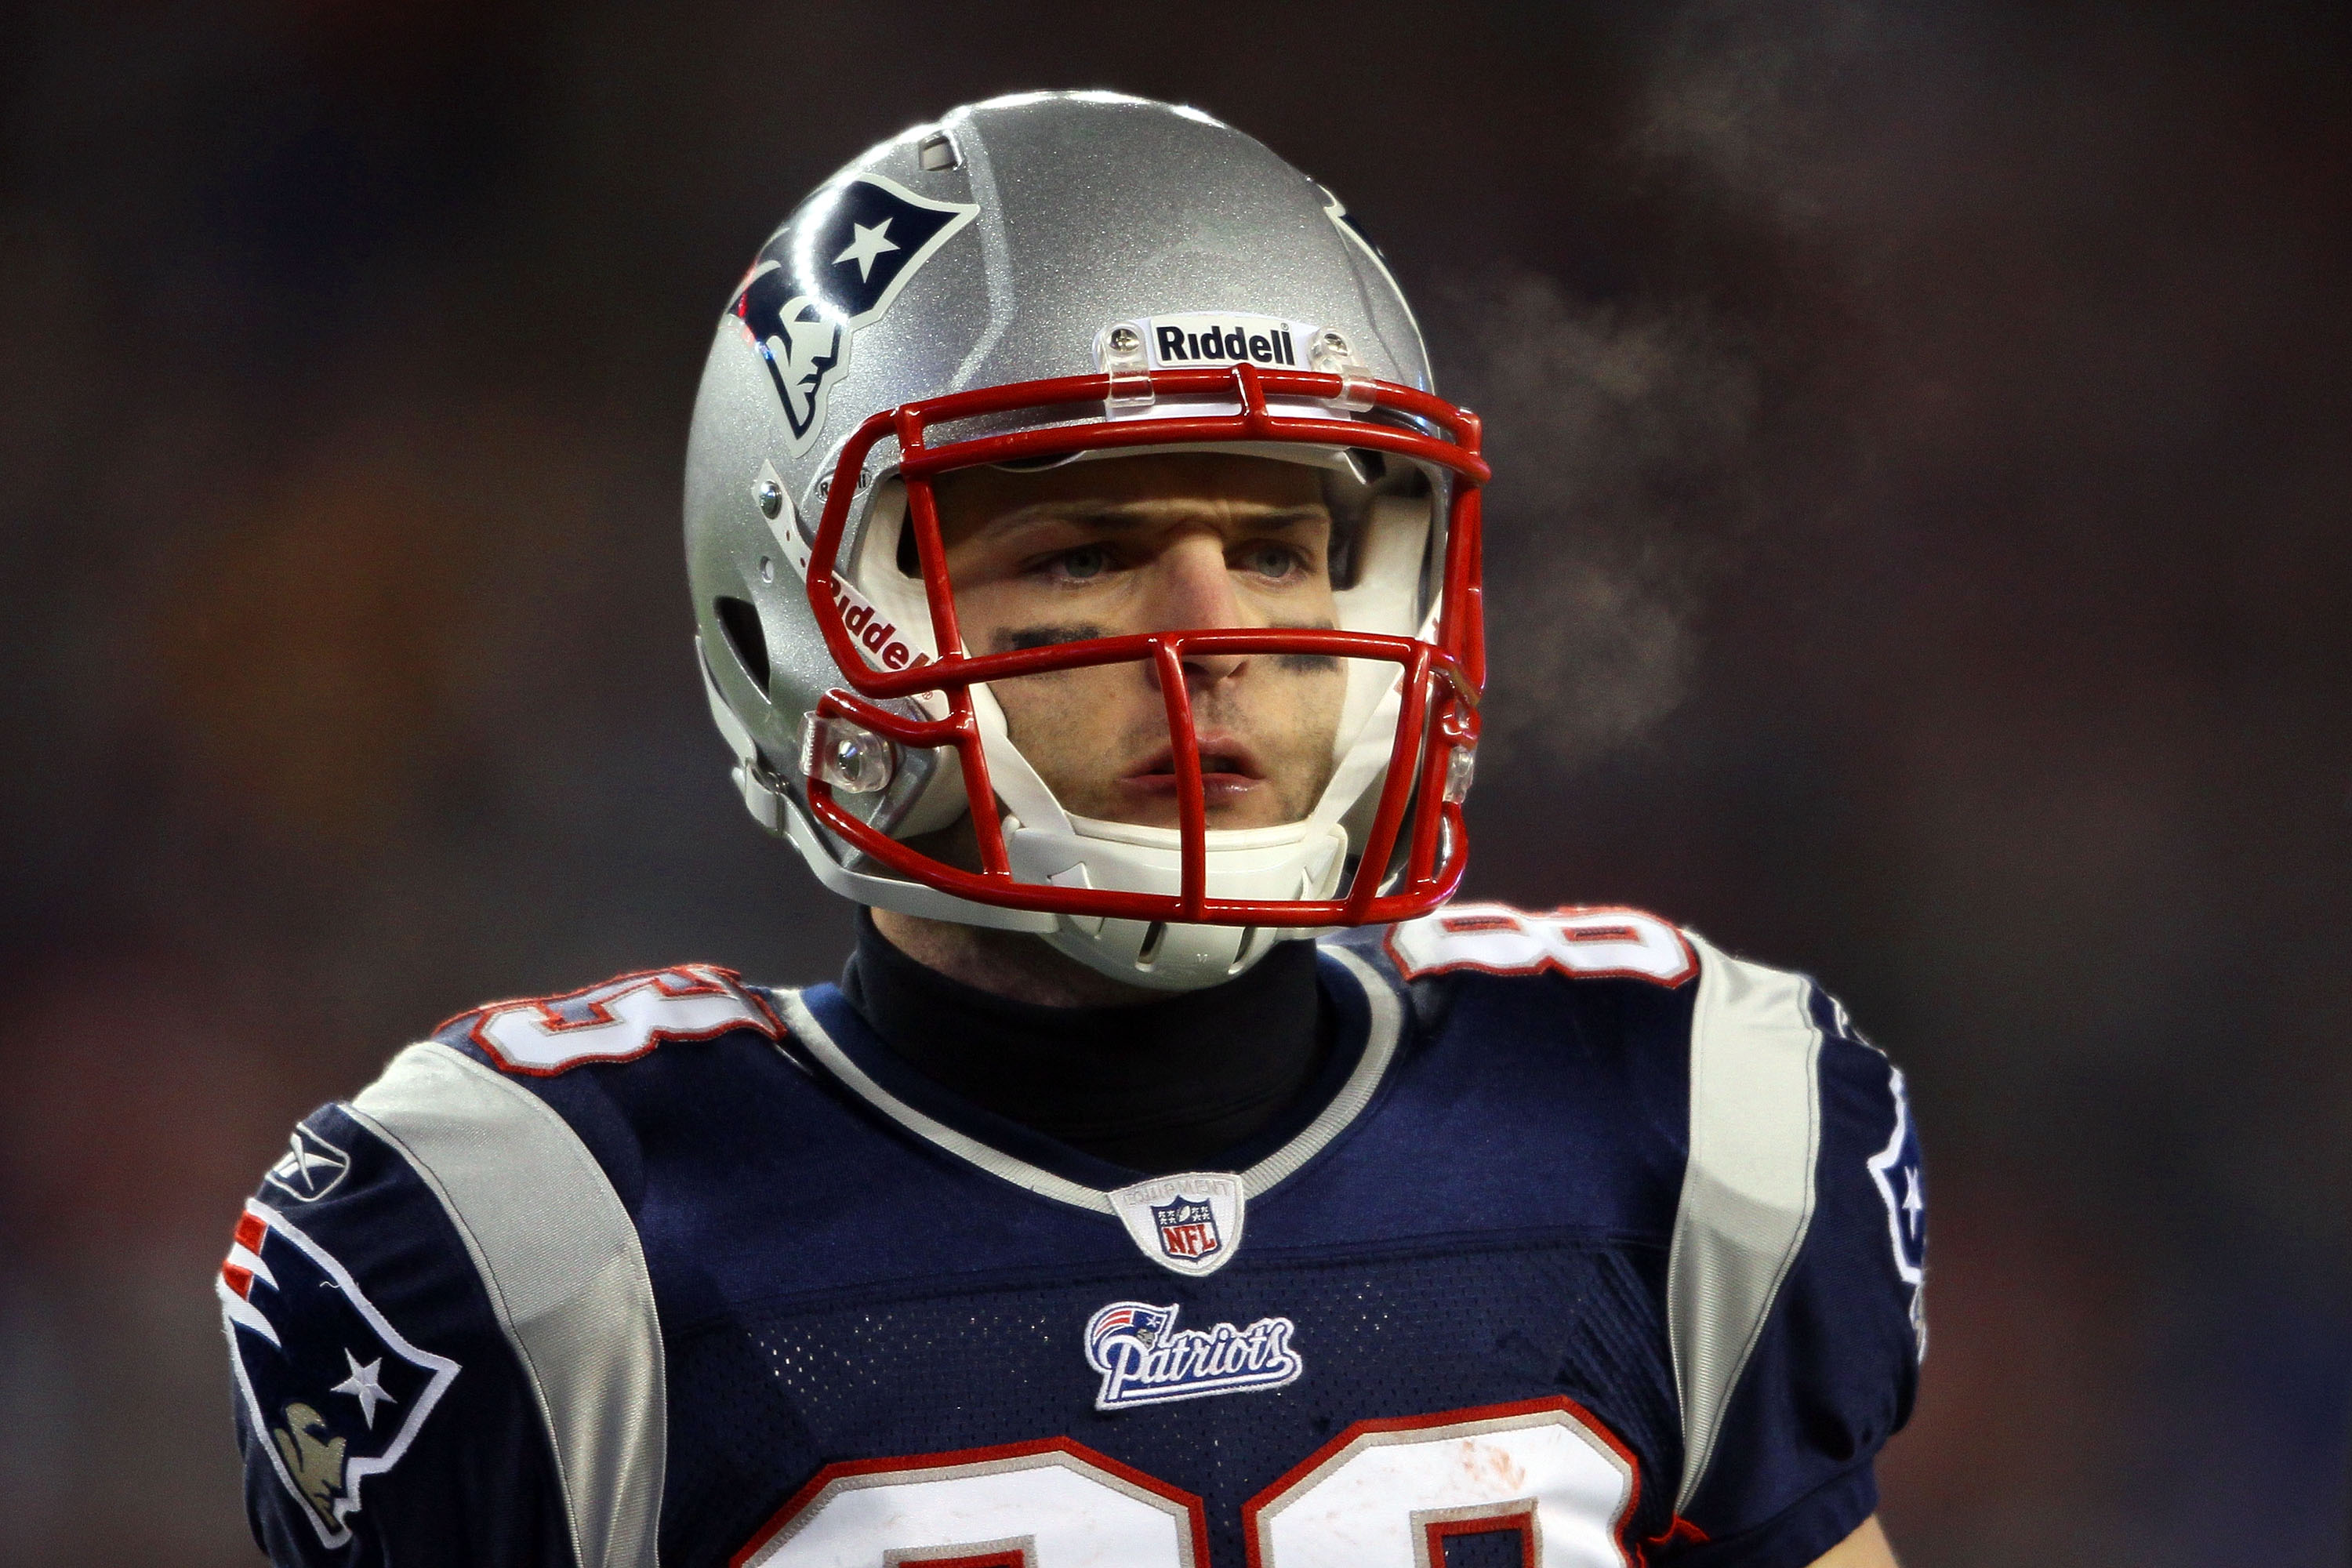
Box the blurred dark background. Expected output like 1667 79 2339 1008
2 2 2346 1563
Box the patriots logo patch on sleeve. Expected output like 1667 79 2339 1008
217 1200 459 1548
1866 1066 1929 1358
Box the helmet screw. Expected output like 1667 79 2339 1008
1107 325 1141 354
754 477 783 519
1443 742 1478 804
1319 330 1350 356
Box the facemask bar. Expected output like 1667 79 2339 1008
799 358 1487 928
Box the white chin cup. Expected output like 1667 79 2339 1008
1006 815 1351 991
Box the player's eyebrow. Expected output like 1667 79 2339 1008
988 501 1330 533
992 617 1341 659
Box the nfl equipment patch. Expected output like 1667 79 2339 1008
1108 1172 1246 1277
217 1200 459 1547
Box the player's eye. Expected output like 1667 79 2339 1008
1234 542 1307 582
1042 544 1115 583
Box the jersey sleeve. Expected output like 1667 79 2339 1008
220 1100 576 1566
1666 989 1925 1566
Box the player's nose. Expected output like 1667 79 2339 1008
1142 535 1250 685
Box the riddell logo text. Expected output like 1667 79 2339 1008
1153 321 1300 367
826 586 930 672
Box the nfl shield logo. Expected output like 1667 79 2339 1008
1151 1196 1221 1262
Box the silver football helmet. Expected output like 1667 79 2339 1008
684 90 1488 990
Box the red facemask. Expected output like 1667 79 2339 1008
798 358 1488 931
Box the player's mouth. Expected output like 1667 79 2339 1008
1118 735 1266 807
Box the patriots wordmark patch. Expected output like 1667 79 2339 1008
731 173 979 455
1108 1171 1245 1277
218 1201 459 1548
1084 1300 1303 1411
265 1123 351 1203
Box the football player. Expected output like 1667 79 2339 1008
221 92 1923 1568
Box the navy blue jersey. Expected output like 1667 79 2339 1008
220 905 1923 1568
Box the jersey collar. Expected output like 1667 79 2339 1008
768 943 1404 1215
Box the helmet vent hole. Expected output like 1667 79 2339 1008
896 517 920 576
715 597 770 694
918 131 960 172
1136 921 1168 967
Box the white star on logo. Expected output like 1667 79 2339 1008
833 219 900 282
332 1348 398 1430
1900 1167 1924 1235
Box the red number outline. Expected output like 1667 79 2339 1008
445 964 785 1077
1423 1501 1538 1566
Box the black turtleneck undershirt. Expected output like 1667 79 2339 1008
840 910 1331 1175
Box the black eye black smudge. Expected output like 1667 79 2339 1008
1275 652 1342 673
996 624 1111 653
1270 619 1341 673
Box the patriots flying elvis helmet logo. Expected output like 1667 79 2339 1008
730 173 979 455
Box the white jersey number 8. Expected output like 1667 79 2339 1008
735 1399 1641 1568
1385 904 1696 989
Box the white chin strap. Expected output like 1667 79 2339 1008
969 658 1386 993
764 670 1385 993
1009 813 1352 991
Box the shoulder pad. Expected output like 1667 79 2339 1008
1382 902 1697 988
434 963 782 1076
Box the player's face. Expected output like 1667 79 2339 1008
935 453 1347 831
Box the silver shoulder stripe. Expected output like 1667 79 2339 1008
1666 931 1824 1513
347 1042 665 1568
